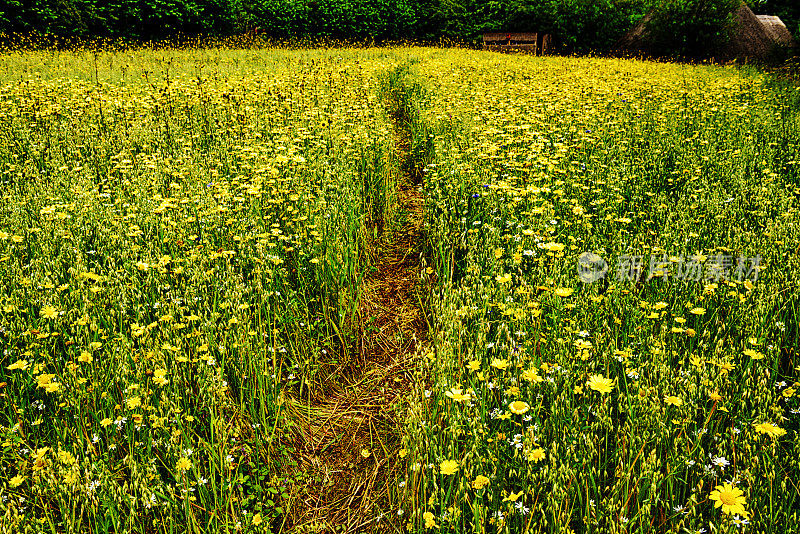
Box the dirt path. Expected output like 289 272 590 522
285 99 426 533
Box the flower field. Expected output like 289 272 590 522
0 44 799 534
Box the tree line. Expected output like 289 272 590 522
0 0 797 55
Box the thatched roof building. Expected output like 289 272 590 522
756 15 794 46
617 3 795 61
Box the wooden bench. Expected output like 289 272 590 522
483 32 554 54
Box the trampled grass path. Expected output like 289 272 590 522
285 91 426 533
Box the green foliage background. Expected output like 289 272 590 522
645 0 742 58
0 0 797 55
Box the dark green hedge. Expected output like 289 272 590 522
0 0 424 40
0 0 242 37
645 0 741 58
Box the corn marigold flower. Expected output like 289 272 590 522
743 348 764 360
40 305 58 319
509 400 530 414
587 374 614 394
472 475 490 489
153 368 169 386
718 361 735 374
6 359 28 371
528 448 546 463
423 511 437 529
709 482 748 517
36 373 55 390
491 358 509 370
445 387 471 402
754 422 786 438
522 368 543 383
541 242 564 252
439 459 458 475
496 273 512 284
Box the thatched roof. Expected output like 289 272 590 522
725 3 783 59
756 15 794 46
617 3 795 60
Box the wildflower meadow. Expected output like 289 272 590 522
0 42 798 534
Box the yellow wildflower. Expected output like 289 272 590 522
664 395 683 406
587 374 614 394
709 482 748 517
472 475 490 489
528 448 546 462
445 387 472 402
754 422 787 438
40 305 58 319
509 400 530 414
6 359 28 371
522 368 543 383
423 511 437 529
491 358 509 370
175 457 192 471
439 460 458 475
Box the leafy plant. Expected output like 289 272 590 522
645 0 741 58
